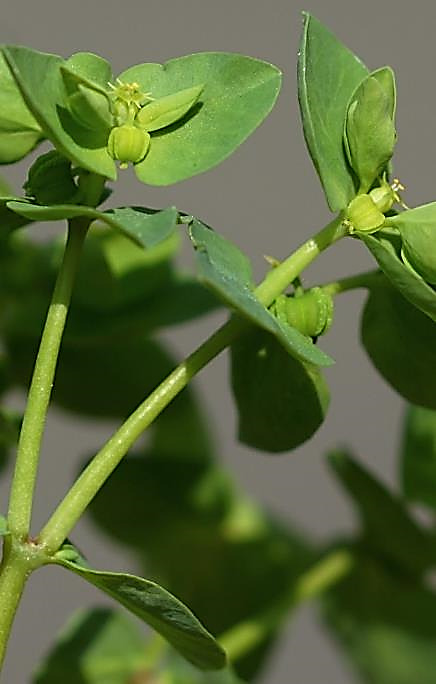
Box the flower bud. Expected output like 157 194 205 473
107 125 150 168
346 194 385 234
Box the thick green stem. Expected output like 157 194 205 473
0 540 30 673
39 217 348 553
7 219 88 539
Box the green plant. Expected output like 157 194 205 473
1 10 436 683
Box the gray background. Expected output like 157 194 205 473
0 0 433 681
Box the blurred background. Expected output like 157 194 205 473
1 0 434 681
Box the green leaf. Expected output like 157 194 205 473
136 84 204 132
361 281 436 408
7 201 178 249
323 552 436 684
401 406 436 510
64 52 113 90
51 549 227 671
231 328 329 452
361 231 436 322
298 13 368 211
119 53 281 185
189 219 333 367
2 46 116 179
328 450 436 574
0 52 43 163
161 650 245 683
0 197 32 235
33 608 157 683
345 67 396 192
387 203 436 284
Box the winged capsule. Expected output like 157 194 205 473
107 125 151 168
272 287 334 338
344 67 397 193
346 194 385 234
135 84 204 132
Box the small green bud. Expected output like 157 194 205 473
107 125 151 168
23 151 80 205
346 194 385 234
67 83 112 132
369 179 395 213
272 288 334 338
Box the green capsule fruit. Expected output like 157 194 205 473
346 194 385 234
23 150 79 205
369 178 395 213
107 125 151 168
272 288 334 338
136 84 204 132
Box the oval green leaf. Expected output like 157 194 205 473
361 231 436 322
7 200 178 249
52 550 227 671
136 84 204 132
2 46 116 179
298 13 368 211
361 282 436 408
401 406 436 511
231 328 329 452
189 219 333 367
118 53 281 185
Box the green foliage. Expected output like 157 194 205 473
189 218 333 366
361 281 436 408
387 202 436 284
344 67 396 193
51 545 226 672
231 328 329 452
401 406 436 510
298 12 368 211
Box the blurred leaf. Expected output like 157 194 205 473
344 67 396 193
33 608 150 684
0 197 32 235
387 203 436 285
361 281 436 408
160 650 244 683
2 46 116 179
328 450 436 575
7 201 178 249
401 405 436 510
52 548 227 671
361 231 436 322
189 219 333 367
298 12 367 211
323 551 436 684
231 328 329 452
0 408 21 474
121 53 281 185
0 515 9 536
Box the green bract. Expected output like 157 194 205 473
0 52 43 163
344 67 396 193
386 202 436 284
2 46 281 185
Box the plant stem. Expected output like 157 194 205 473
7 219 89 540
219 549 353 663
0 539 30 672
39 216 348 553
320 268 383 297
